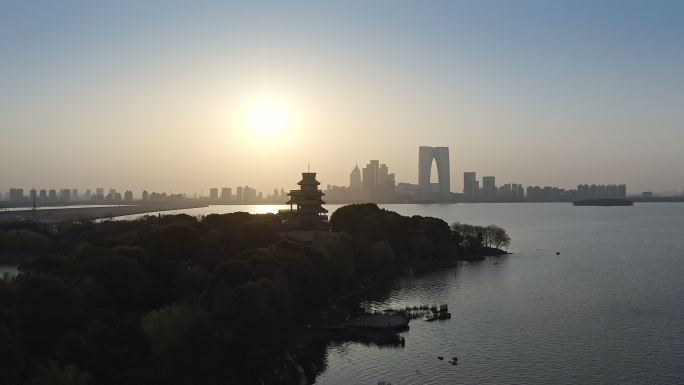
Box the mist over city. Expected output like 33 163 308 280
1 2 683 385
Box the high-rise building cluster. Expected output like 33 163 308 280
361 160 396 201
324 160 397 203
3 147 643 207
2 187 187 205
460 172 627 202
206 185 286 203
462 172 525 202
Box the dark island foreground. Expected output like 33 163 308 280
572 198 634 206
0 203 508 385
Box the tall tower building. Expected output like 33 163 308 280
362 160 380 200
221 187 232 202
418 146 450 201
9 188 24 202
349 164 362 200
463 172 476 200
59 189 72 202
482 176 497 201
209 188 219 201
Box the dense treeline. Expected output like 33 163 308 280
0 204 508 385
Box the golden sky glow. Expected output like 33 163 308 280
1 2 683 194
246 99 290 140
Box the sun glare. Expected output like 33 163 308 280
246 100 289 139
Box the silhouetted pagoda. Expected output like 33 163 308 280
280 171 329 230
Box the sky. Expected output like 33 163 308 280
1 0 683 195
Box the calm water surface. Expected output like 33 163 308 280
113 203 684 384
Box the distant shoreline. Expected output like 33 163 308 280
0 202 208 223
3 199 683 224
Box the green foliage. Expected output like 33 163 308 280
0 229 50 254
370 241 395 268
0 325 24 385
153 224 201 261
486 225 511 249
18 255 65 275
450 223 511 249
14 274 83 353
141 303 193 371
312 232 355 293
27 362 91 385
0 206 510 385
329 203 383 233
233 216 281 251
83 254 148 311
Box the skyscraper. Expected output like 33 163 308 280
482 176 497 201
221 187 232 202
9 188 24 202
349 164 362 200
243 186 257 201
209 188 219 201
463 172 476 200
59 188 72 202
418 146 450 201
362 160 379 200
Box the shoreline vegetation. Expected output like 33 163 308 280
0 203 508 385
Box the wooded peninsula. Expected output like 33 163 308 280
0 204 509 385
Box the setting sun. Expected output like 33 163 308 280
246 100 289 139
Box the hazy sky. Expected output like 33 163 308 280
2 0 683 195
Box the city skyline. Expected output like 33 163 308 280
2 3 684 385
2 141 678 197
6 149 674 204
2 1 683 194
2 142 682 196
2 153 681 200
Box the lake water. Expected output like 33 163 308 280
110 203 684 384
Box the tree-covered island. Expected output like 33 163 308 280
0 203 509 385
